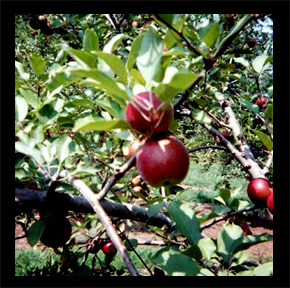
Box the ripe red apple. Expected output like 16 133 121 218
40 214 72 248
247 178 271 207
30 30 38 36
131 175 141 187
132 20 140 27
220 131 228 138
102 241 117 255
247 38 257 47
267 188 273 213
125 92 174 135
255 97 268 108
136 135 190 188
38 15 47 25
132 186 143 193
124 139 142 160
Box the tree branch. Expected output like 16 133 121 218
58 170 140 276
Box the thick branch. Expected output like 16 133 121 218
15 188 172 229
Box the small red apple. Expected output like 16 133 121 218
255 97 268 108
247 178 271 207
38 15 47 25
125 92 174 135
132 20 140 27
267 188 273 214
125 139 142 160
30 30 38 36
136 135 190 188
220 131 229 138
247 38 257 47
131 175 141 187
102 241 117 255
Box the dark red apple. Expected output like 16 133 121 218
247 38 257 47
267 188 273 213
125 92 174 135
136 135 190 188
102 242 117 255
255 97 268 108
40 214 72 248
247 178 271 207
220 131 229 138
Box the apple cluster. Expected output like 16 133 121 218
125 92 190 188
247 178 273 214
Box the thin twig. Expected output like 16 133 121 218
188 145 229 153
200 205 256 230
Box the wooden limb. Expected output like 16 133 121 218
59 170 140 276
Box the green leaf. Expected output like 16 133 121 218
15 142 45 165
136 28 163 84
265 104 273 124
152 247 200 276
156 71 204 102
91 51 128 84
19 88 41 109
198 237 217 261
70 162 99 176
73 116 130 132
218 15 252 49
27 219 47 247
126 33 145 73
29 54 46 76
235 233 273 253
157 14 174 25
148 202 164 218
252 53 270 74
253 262 273 276
83 28 99 52
15 96 28 122
31 125 44 144
64 99 93 108
36 98 64 124
130 68 146 85
63 46 97 68
103 33 127 53
192 108 212 124
167 201 201 245
252 129 273 151
95 97 124 119
52 135 73 164
15 61 30 80
217 223 244 263
69 68 129 101
203 20 220 48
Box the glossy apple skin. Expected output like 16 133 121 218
136 135 189 188
102 242 117 255
247 178 271 207
125 92 174 135
255 97 268 108
267 189 273 213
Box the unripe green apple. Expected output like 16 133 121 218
247 178 271 207
136 135 189 188
125 92 174 136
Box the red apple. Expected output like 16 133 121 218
255 97 268 108
247 38 257 47
136 135 190 188
267 189 273 213
125 139 142 160
102 242 117 255
40 214 72 248
132 20 140 27
131 175 141 187
247 178 271 207
220 131 228 138
38 15 47 25
125 92 174 135
30 30 38 36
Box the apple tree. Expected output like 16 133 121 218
15 14 273 276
